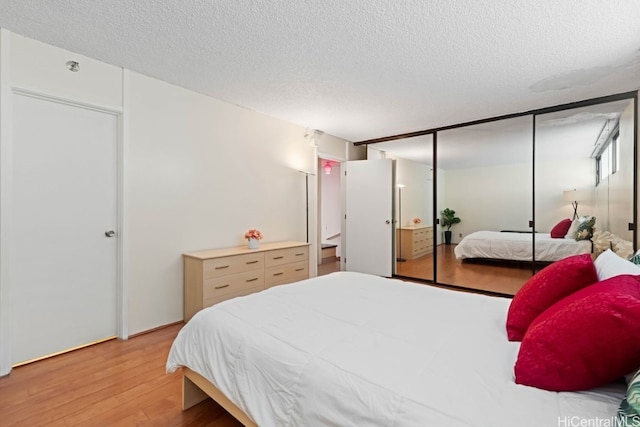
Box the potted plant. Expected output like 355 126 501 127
441 208 461 245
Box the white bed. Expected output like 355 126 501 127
166 271 623 426
454 231 592 262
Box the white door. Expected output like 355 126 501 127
344 159 394 276
11 93 118 365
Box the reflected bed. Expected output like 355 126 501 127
166 271 621 426
454 230 592 263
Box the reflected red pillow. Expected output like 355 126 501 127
514 275 640 391
550 218 572 238
506 253 597 341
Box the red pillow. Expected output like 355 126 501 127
514 274 640 391
506 253 597 341
550 218 572 238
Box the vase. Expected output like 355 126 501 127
248 238 259 250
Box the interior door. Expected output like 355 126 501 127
344 159 394 276
11 93 118 365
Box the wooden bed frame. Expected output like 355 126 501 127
182 367 257 427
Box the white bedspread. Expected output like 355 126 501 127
166 272 623 427
454 231 592 262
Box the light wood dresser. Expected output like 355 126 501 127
183 241 310 321
397 226 434 260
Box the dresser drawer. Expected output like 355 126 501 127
203 282 264 308
203 253 264 279
203 270 265 300
265 260 309 288
265 246 309 267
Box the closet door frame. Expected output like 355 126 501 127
0 84 126 376
354 90 639 292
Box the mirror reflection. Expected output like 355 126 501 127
363 96 635 297
367 135 435 282
437 116 534 294
535 99 635 269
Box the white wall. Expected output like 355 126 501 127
605 101 634 241
395 158 433 227
444 163 532 243
124 71 318 333
0 30 352 371
444 157 595 244
535 158 595 230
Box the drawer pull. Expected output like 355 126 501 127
246 278 258 282
215 265 230 270
273 256 284 260
273 272 284 276
295 268 305 272
246 260 259 264
214 284 230 289
295 252 305 256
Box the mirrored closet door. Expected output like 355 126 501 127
360 92 637 296
534 99 636 270
367 135 435 282
436 116 533 294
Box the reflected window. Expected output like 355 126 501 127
597 131 619 185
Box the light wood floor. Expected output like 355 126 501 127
397 244 533 295
0 258 522 426
0 323 240 427
317 257 340 276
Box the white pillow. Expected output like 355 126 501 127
564 218 580 239
593 249 640 281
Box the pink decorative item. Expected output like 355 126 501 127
244 229 263 249
412 217 422 225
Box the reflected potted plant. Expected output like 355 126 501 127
441 208 461 245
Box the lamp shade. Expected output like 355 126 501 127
562 189 589 202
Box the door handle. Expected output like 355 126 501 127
385 220 391 224
105 230 116 238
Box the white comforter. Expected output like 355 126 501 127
454 231 593 262
167 272 623 427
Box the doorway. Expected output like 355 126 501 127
318 157 341 275
9 92 119 365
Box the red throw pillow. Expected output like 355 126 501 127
550 218 572 238
506 253 597 341
514 275 640 391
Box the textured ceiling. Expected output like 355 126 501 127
0 1 639 142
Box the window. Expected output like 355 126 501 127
596 131 619 185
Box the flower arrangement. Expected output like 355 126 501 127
412 217 422 225
244 229 264 241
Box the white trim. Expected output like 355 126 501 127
0 28 13 376
317 152 345 163
117 68 129 340
11 86 123 116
